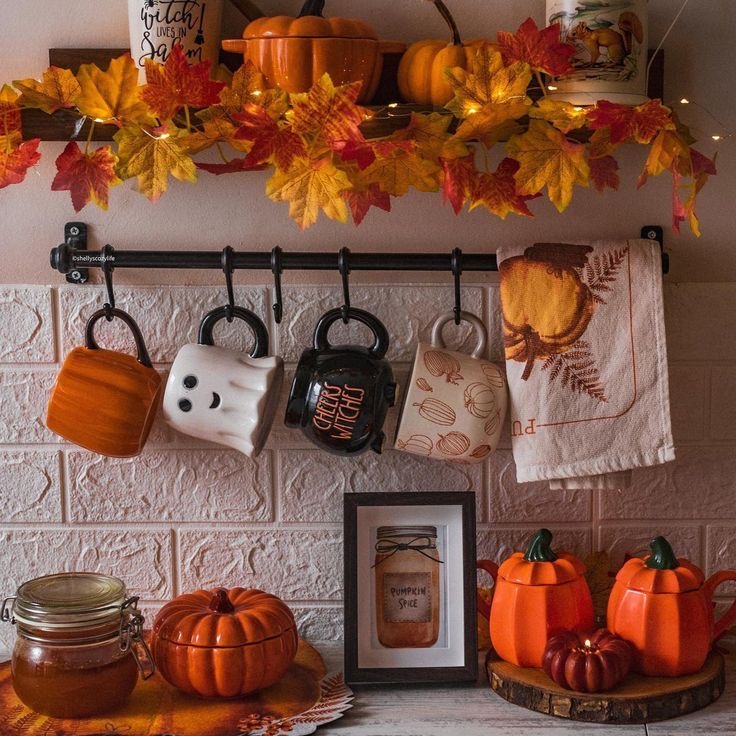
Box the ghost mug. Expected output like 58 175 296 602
285 307 397 455
162 306 284 457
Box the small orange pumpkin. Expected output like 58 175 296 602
397 0 485 107
607 536 736 676
482 529 595 667
151 587 298 698
223 0 400 104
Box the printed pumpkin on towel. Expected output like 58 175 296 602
497 239 675 486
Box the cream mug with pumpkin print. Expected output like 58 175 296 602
394 311 507 463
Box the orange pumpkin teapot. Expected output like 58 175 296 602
607 536 736 676
477 528 594 667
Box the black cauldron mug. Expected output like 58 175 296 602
285 307 396 455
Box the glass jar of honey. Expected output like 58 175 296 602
374 526 442 648
1 572 154 718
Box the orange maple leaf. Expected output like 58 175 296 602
114 123 197 201
289 75 368 152
180 117 249 155
51 141 121 211
468 157 537 219
0 139 41 189
588 155 620 193
587 99 675 145
266 156 352 229
440 154 478 214
218 61 267 114
364 140 441 196
671 149 716 237
75 55 153 126
140 45 225 121
455 102 527 148
345 181 391 225
637 128 691 186
530 98 589 134
506 119 589 212
234 102 306 170
13 67 81 114
0 85 21 140
391 113 461 160
497 18 575 76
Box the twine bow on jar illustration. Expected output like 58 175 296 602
373 526 443 649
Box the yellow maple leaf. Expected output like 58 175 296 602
640 129 690 179
76 55 153 126
0 84 22 148
506 119 589 212
180 117 250 154
14 67 81 114
218 61 267 114
530 98 589 134
391 112 467 161
114 124 196 201
364 141 440 196
266 156 352 229
455 101 528 147
445 45 531 119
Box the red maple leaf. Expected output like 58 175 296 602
588 155 620 193
332 139 376 170
440 154 478 214
51 141 121 211
197 158 267 175
497 18 575 76
233 102 305 170
587 99 674 145
345 182 391 225
0 86 21 137
0 138 41 188
140 44 225 120
469 157 538 219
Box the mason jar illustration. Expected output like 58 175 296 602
374 526 442 648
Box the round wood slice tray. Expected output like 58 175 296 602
486 649 725 724
0 640 351 736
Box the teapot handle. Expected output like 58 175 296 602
702 570 736 642
85 308 153 368
475 559 499 621
198 306 269 359
313 307 389 359
431 311 487 359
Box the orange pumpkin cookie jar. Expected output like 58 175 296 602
486 528 594 667
151 587 298 697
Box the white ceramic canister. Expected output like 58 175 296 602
546 0 648 105
127 0 224 80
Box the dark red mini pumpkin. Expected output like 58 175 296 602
542 629 633 693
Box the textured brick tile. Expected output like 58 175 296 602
664 284 736 361
707 526 736 581
0 370 59 443
668 364 707 443
278 449 482 523
68 449 273 522
476 527 592 567
59 286 268 363
179 529 343 600
292 606 344 641
0 451 61 522
488 450 592 523
276 285 485 362
599 447 736 520
710 366 736 440
599 525 701 568
0 287 54 363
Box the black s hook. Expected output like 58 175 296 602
338 247 351 324
101 244 116 322
271 246 284 324
451 247 463 325
221 246 236 322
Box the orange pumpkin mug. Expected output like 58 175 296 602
476 528 595 667
607 536 736 676
46 308 162 457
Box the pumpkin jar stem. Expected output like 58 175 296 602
209 588 236 614
524 528 559 562
298 0 326 18
645 536 679 570
430 0 462 46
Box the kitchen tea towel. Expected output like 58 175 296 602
497 239 674 486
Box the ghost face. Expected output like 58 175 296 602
163 344 284 457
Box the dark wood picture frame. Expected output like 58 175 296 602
344 491 478 685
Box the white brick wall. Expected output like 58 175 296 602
1 282 735 652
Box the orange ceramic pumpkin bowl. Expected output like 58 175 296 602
151 587 298 698
222 0 404 104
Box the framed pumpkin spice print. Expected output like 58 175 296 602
344 492 477 685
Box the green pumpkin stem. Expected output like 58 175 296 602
298 0 326 18
645 536 679 570
524 528 558 562
432 0 462 46
209 588 236 613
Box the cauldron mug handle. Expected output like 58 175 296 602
313 307 390 359
198 306 269 359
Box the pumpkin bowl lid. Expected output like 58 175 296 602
615 557 704 593
498 551 585 585
243 16 378 40
152 587 297 648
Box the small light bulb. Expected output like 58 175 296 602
712 135 722 141
156 132 171 140
467 106 478 115
251 89 262 97
573 106 584 112
388 102 399 108
584 639 592 648
680 98 690 104
94 118 107 123
547 84 558 91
